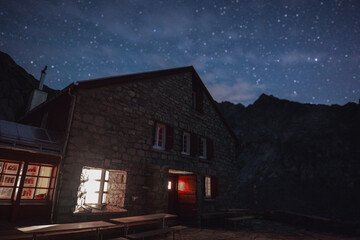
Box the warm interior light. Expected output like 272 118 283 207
83 169 102 204
205 176 211 197
168 181 172 190
178 181 184 191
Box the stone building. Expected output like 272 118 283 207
16 66 238 224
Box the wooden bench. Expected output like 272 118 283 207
126 225 187 240
228 216 255 229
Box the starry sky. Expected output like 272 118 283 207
0 0 359 106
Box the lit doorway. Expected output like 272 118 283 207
168 170 197 218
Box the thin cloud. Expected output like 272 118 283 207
208 79 265 104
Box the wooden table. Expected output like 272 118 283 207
110 213 176 235
17 220 116 240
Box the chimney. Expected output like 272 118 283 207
27 66 49 112
39 65 47 90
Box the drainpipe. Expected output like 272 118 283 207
51 86 77 223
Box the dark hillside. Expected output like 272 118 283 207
218 94 360 221
0 51 58 121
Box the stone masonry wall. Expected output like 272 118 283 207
55 71 237 222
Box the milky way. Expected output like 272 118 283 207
0 0 359 105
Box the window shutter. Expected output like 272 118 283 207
165 125 174 150
190 133 198 156
207 138 214 160
211 176 218 197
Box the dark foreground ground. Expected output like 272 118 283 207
0 218 359 240
154 219 360 240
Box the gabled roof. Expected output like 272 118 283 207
27 66 238 142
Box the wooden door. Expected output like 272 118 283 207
168 174 178 214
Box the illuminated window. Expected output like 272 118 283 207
76 167 127 211
182 132 190 155
205 176 218 199
153 123 166 150
21 164 54 200
205 176 211 197
0 160 55 200
0 161 21 200
168 181 172 190
199 137 207 159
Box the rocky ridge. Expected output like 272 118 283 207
218 95 360 221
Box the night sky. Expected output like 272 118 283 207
0 1 359 106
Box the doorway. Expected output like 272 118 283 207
168 170 197 218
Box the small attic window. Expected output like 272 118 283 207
192 78 203 113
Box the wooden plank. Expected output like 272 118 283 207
17 221 116 234
111 213 176 224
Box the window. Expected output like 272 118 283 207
205 176 211 197
192 78 203 113
154 123 166 150
182 132 191 155
0 160 55 200
76 167 127 211
153 122 174 151
21 164 55 200
0 161 21 200
204 176 218 199
199 137 207 159
191 91 197 110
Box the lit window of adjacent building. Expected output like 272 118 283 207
182 132 191 155
199 137 207 159
0 160 55 201
153 123 166 150
22 164 55 200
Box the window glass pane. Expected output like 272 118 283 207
105 171 109 181
34 189 48 199
104 182 108 191
37 177 50 188
24 177 37 187
85 193 99 204
87 169 102 180
40 166 52 177
0 187 13 199
84 180 100 193
102 193 107 204
0 175 16 186
21 188 34 199
3 163 19 174
26 165 39 176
